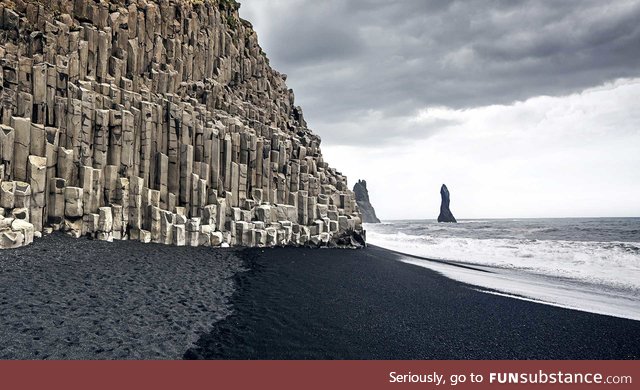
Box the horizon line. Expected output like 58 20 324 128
371 216 640 222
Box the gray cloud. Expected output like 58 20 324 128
240 0 640 146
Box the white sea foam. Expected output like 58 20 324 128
367 219 640 320
366 230 640 291
399 257 640 321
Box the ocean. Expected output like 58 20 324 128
365 218 640 319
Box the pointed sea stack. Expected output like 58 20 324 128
353 180 380 223
437 184 457 223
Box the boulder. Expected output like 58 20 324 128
0 230 24 249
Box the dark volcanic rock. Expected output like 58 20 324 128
353 180 381 223
437 184 457 223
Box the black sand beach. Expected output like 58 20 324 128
0 234 243 359
185 245 640 360
1 236 639 359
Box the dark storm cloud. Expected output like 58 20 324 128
240 0 640 145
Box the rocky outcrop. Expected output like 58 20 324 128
0 0 363 249
353 179 380 223
437 184 456 223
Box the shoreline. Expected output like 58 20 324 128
186 245 640 359
1 236 639 359
392 247 640 322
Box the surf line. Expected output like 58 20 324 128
371 245 494 273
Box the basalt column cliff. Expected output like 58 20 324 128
0 0 364 249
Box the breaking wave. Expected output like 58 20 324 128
366 218 640 291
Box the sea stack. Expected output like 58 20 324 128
353 180 380 223
0 0 364 249
437 184 457 223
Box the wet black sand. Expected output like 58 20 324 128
185 245 640 359
2 237 639 359
0 234 243 359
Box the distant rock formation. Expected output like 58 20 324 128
437 184 457 223
353 180 380 223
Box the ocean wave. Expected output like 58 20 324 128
366 230 640 291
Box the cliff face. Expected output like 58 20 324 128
353 180 380 223
0 0 363 249
437 184 456 223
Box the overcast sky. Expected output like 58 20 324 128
240 0 640 219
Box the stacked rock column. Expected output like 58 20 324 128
0 0 364 249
